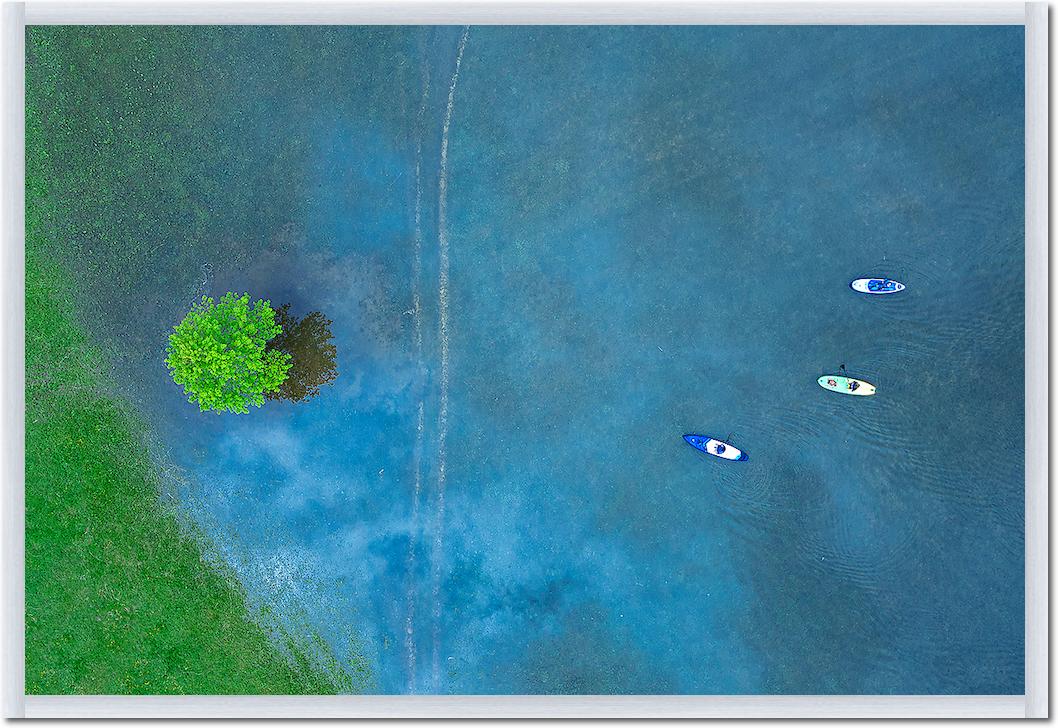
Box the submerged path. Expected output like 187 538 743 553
403 48 432 695
432 26 469 693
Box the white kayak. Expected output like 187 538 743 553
850 278 905 294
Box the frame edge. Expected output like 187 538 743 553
6 1 1041 719
23 0 1028 25
2 0 26 720
21 695 1028 719
1024 0 1048 720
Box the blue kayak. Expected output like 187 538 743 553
683 434 748 461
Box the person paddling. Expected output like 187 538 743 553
839 364 860 391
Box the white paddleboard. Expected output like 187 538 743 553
817 375 876 396
850 278 905 294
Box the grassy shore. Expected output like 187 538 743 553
25 28 363 694
25 252 358 694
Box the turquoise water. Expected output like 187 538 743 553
58 26 1025 693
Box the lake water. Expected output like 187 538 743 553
56 25 1025 693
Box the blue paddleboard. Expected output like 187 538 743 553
683 434 748 461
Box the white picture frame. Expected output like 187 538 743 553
2 1 1046 718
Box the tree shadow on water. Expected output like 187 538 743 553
267 304 340 404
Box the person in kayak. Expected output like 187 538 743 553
715 442 726 455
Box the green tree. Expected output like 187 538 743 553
165 292 291 414
266 304 339 403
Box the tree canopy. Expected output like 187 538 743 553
165 292 291 414
266 304 338 403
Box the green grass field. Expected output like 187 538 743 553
25 27 364 695
25 252 358 694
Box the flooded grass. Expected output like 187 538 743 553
25 30 365 694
